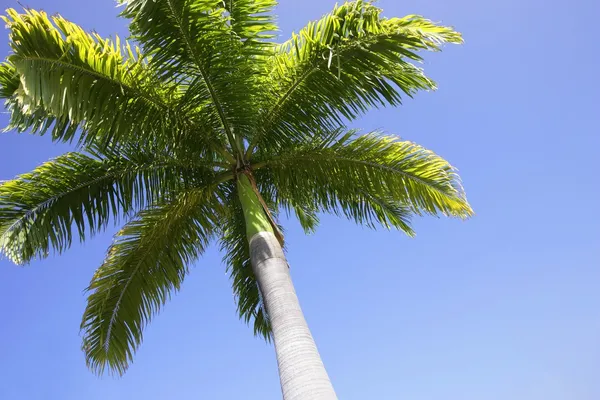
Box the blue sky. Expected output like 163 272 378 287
0 0 598 399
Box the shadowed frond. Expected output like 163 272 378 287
265 170 416 235
254 130 472 233
248 1 462 154
0 9 188 148
0 150 219 265
120 0 269 152
81 187 225 376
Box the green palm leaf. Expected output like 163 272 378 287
120 0 267 154
254 130 472 233
0 150 218 265
223 0 278 55
81 188 224 375
0 9 189 148
248 1 462 154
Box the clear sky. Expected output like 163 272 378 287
0 0 598 399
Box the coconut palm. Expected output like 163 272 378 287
0 1 471 398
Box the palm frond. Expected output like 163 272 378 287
254 130 472 233
268 171 416 235
120 0 269 153
283 201 320 234
223 0 278 56
248 1 462 154
81 187 224 376
0 60 79 139
1 9 189 148
0 150 220 265
0 61 19 99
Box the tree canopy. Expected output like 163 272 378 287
0 0 471 375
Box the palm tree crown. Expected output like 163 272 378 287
0 0 472 377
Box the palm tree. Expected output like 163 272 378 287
0 1 472 398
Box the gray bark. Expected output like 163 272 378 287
249 231 337 400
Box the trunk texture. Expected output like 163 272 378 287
237 174 336 399
249 231 337 400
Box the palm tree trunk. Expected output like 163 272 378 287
238 174 337 400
